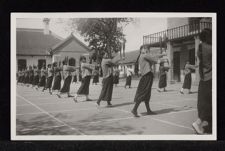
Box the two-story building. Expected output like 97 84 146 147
142 17 212 83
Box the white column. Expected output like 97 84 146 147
166 42 174 83
194 36 200 83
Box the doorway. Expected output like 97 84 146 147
38 59 46 69
18 59 27 70
173 51 181 82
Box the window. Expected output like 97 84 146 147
38 59 46 69
68 58 76 66
18 59 26 70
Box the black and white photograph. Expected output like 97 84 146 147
11 13 216 140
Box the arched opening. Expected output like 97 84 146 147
68 58 76 66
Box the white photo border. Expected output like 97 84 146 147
11 12 217 140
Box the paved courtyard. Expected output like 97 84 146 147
16 78 198 136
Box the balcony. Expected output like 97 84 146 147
143 22 212 47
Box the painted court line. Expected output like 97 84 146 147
17 107 98 116
17 94 85 135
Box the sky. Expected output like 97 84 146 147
16 18 167 52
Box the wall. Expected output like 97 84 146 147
17 55 52 70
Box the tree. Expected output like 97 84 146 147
66 18 133 63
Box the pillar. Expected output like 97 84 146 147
166 42 174 84
194 36 200 83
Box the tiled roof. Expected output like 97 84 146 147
114 47 162 64
49 33 90 54
16 28 63 56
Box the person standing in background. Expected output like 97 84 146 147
125 66 133 88
180 61 198 94
32 65 40 88
113 67 120 87
43 64 54 94
157 62 170 92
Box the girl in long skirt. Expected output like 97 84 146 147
180 61 197 94
125 67 133 88
24 68 30 87
37 66 47 91
192 28 212 134
43 64 54 94
52 63 62 93
157 62 169 92
73 73 77 83
73 57 95 102
97 53 121 106
32 66 40 88
56 61 74 98
28 66 34 87
131 46 166 117
20 69 25 85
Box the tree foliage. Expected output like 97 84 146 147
67 18 133 63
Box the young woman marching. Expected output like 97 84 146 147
56 61 74 98
97 52 121 107
37 65 47 91
43 64 54 94
20 69 25 86
192 28 212 134
131 46 167 117
51 62 62 94
180 61 198 94
32 65 40 88
157 62 170 92
28 66 34 87
73 57 95 102
124 67 133 88
24 67 30 87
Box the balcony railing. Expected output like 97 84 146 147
143 22 212 46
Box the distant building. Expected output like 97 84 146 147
142 17 212 83
48 34 91 67
16 28 62 70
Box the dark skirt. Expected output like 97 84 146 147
18 76 22 83
73 75 77 82
45 76 54 89
197 79 212 125
52 75 61 90
38 76 46 87
98 75 114 102
60 75 72 93
93 75 99 83
182 73 192 89
158 74 167 88
21 76 25 83
32 75 39 86
125 76 132 86
29 75 34 84
113 75 119 84
24 76 30 84
77 76 91 95
134 72 154 103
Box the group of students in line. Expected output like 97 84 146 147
17 28 212 135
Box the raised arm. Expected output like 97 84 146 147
81 63 96 70
187 64 198 70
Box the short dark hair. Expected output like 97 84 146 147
199 28 212 44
